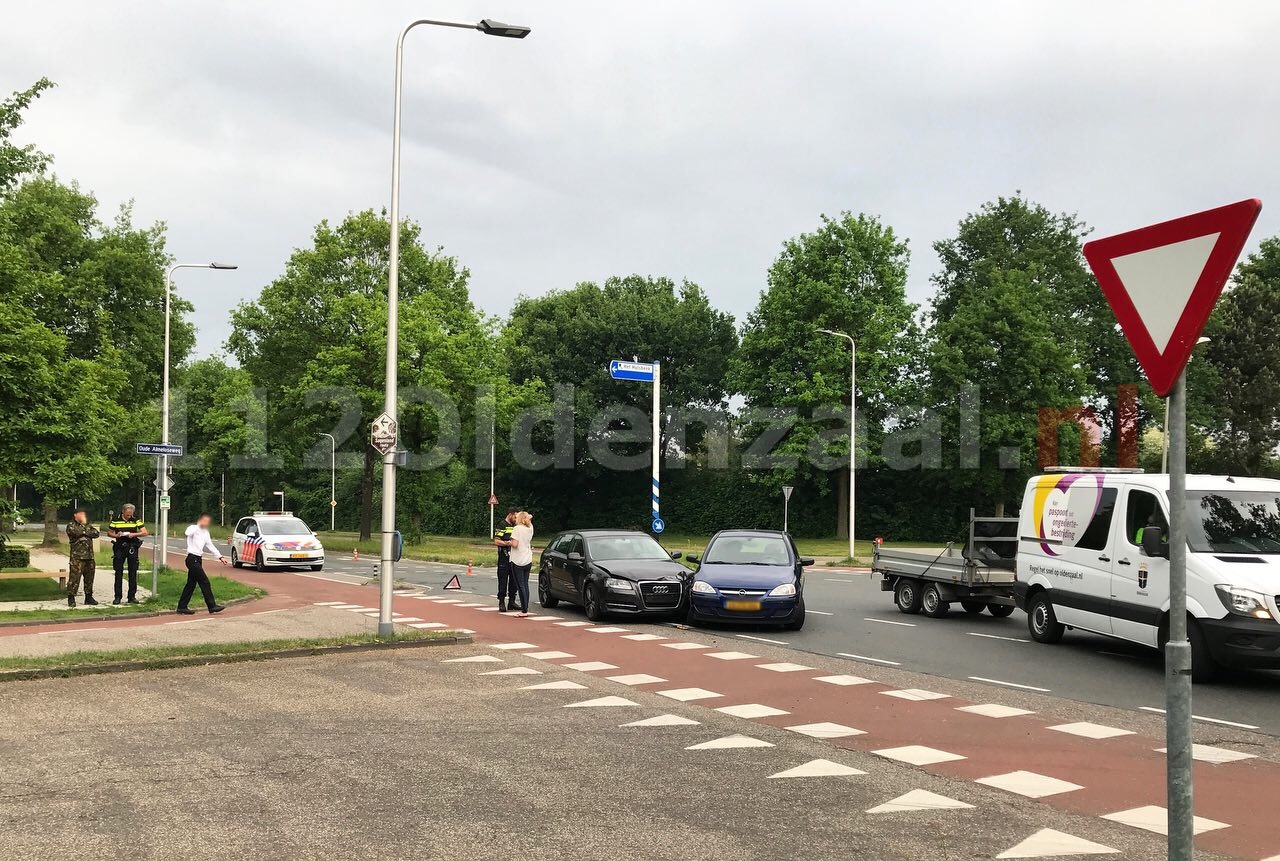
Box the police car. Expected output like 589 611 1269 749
229 512 325 572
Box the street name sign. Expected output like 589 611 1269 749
137 442 183 457
608 360 656 383
370 412 398 455
1083 199 1262 396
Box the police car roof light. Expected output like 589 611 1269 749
252 511 294 516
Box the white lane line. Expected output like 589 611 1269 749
967 632 1030 643
1139 706 1260 730
864 617 915 628
805 609 835 616
837 652 901 666
824 579 855 583
737 634 789 646
968 676 1052 693
253 609 289 615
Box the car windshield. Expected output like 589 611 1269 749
259 518 310 536
703 535 791 565
587 535 670 561
1186 491 1280 555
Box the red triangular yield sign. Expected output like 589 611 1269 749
442 574 462 591
1083 198 1261 397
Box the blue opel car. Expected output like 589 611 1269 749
685 529 812 630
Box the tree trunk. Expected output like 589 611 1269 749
835 468 849 539
41 499 60 547
359 448 374 541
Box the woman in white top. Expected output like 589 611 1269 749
508 511 535 617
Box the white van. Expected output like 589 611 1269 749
1014 468 1280 681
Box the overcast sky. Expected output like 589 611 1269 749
8 1 1280 358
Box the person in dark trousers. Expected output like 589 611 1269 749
107 503 148 604
65 509 100 608
508 510 534 617
179 513 228 615
493 507 518 611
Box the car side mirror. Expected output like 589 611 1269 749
670 551 682 560
686 554 700 564
567 552 583 563
799 557 815 567
1141 527 1168 559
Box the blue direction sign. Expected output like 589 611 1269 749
608 359 656 383
136 442 184 457
651 517 665 534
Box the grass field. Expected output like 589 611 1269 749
0 577 65 601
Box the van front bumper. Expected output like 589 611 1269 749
1200 615 1280 670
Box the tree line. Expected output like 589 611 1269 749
4 80 1279 546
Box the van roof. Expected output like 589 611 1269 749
1036 473 1280 493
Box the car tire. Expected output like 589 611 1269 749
538 573 559 609
310 564 323 572
960 600 986 615
684 599 702 628
986 603 1015 618
583 582 605 622
255 551 266 573
784 597 806 631
1027 592 1065 643
230 549 242 569
894 579 922 615
921 583 949 618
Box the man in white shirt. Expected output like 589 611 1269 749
179 513 229 615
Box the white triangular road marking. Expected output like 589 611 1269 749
866 789 974 814
685 734 773 750
996 828 1119 858
563 696 639 708
768 759 866 779
621 714 701 727
519 680 587 691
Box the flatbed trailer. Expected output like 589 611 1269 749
873 511 1020 619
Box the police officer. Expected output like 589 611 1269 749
493 507 518 612
108 503 148 604
66 509 100 608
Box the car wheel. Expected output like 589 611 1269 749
921 583 949 618
583 582 604 622
255 551 266 573
1027 592 1065 643
310 564 323 572
539 572 559 609
784 597 806 631
230 549 242 569
684 599 702 628
894 579 922 615
960 600 986 615
986 603 1015 618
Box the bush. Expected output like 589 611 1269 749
1 544 31 569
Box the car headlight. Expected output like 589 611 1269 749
605 577 635 593
769 582 797 597
691 580 716 595
270 543 287 550
1215 585 1273 620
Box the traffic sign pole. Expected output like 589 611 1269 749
1166 368 1194 861
651 361 661 533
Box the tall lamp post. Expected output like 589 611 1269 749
818 328 856 562
379 16 531 638
153 262 237 596
318 433 336 532
272 489 285 512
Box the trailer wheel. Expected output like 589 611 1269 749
986 603 1015 618
1027 592 1065 643
960 600 986 615
894 579 922 615
921 583 949 618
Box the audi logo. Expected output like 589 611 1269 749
652 585 670 594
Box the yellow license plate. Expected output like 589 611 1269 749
724 599 761 612
290 553 309 559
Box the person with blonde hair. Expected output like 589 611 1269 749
508 511 534 617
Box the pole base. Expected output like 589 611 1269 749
377 622 396 639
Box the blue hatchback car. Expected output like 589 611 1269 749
685 530 813 630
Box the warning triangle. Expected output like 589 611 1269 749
442 575 462 591
996 829 1118 858
1083 198 1261 397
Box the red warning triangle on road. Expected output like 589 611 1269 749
1083 198 1261 397
442 575 462 591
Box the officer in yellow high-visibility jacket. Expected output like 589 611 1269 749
108 503 148 604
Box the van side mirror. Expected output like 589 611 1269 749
1141 527 1168 559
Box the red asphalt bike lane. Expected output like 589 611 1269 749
7 563 1278 860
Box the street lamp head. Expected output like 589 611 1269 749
209 262 238 270
477 18 531 38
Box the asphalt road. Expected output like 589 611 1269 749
165 538 1280 736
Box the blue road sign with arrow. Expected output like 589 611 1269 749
608 360 656 383
651 517 665 534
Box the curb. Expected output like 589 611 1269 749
0 592 264 630
0 632 472 682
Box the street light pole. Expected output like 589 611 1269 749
318 433 336 532
154 262 237 597
379 16 531 638
819 328 856 561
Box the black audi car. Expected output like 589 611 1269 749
538 529 689 621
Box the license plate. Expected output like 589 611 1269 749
290 553 309 559
724 599 761 612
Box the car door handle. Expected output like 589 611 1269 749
1098 555 1111 562
1117 558 1131 566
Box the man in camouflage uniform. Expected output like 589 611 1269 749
66 509 100 608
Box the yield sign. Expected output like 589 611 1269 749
1083 198 1261 397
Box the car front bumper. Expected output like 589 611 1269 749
262 553 325 567
688 593 800 623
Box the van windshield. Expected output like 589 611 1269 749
1186 492 1280 555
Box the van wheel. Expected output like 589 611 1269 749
960 600 986 615
921 584 949 618
987 603 1015 618
894 579 922 615
1027 593 1065 643
1162 619 1218 684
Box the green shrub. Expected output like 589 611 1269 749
0 545 31 569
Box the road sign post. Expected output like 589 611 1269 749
137 443 183 598
1084 198 1261 861
608 359 663 533
782 485 794 533
369 412 399 637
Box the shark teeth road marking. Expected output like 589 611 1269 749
685 734 774 750
872 745 966 766
563 696 640 708
956 704 1035 718
408 622 448 629
1101 805 1229 836
520 680 588 691
621 633 666 641
442 655 503 663
1154 743 1256 764
996 829 1118 858
555 621 592 627
524 651 574 660
768 759 866 779
490 642 540 651
975 771 1083 799
479 667 543 676
755 662 814 673
714 704 790 719
661 642 709 650
812 674 874 686
866 789 974 814
658 688 722 702
786 722 865 739
1047 722 1133 740
880 688 949 702
560 661 618 672
606 674 667 686
705 651 758 661
621 714 701 727
586 626 630 633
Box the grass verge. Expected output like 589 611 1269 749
0 576 65 601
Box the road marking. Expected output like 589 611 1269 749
805 609 835 616
1155 744 1256 763
1048 721 1132 739
867 789 973 814
706 651 758 661
975 770 1083 798
520 680 587 691
661 642 710 651
441 654 502 663
606 674 667 686
686 734 773 750
872 745 965 766
969 676 1052 693
864 617 915 628
479 667 542 676
561 661 618 672
586 626 630 634
408 622 448 629
996 829 1118 858
837 652 901 666
563 696 639 708
786 722 865 739
489 642 540 651
956 704 1036 718
252 609 289 615
621 633 666 641
881 688 949 701
768 759 866 779
621 714 700 727
737 634 789 646
715 703 790 719
967 632 1029 643
523 650 574 660
555 621 592 627
1101 805 1228 836
658 687 722 702
755 662 814 673
813 674 875 686
1139 706 1259 730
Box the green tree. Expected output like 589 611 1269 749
0 78 52 192
731 213 920 538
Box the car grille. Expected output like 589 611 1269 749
640 581 682 608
